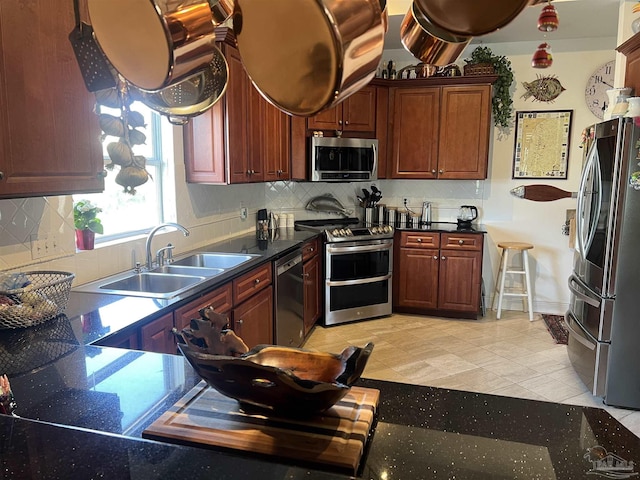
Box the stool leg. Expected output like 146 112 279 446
523 250 533 321
496 249 509 319
491 251 504 311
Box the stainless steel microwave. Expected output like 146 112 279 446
310 137 378 182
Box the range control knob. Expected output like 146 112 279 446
344 228 353 236
332 228 341 236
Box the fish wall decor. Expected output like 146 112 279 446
521 75 566 103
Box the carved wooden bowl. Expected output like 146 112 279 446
176 340 374 416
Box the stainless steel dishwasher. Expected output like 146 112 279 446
274 249 304 347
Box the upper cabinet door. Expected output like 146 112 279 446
390 87 440 179
438 85 491 180
0 0 104 198
307 86 376 133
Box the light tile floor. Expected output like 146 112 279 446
304 310 640 439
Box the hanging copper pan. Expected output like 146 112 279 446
413 0 544 37
88 0 233 91
400 2 471 66
233 0 385 117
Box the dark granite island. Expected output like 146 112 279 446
1 314 639 479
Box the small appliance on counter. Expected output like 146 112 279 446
457 205 478 228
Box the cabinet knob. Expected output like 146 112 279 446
338 120 343 125
304 272 310 278
458 239 464 245
441 256 446 260
439 169 444 174
416 238 422 243
254 278 260 285
236 319 243 325
0 171 4 180
251 169 256 174
431 169 436 174
246 170 251 175
433 255 438 260
345 120 349 125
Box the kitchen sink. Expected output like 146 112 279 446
74 252 261 299
97 272 205 299
172 252 259 269
151 265 224 277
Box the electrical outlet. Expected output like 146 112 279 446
240 207 248 220
30 233 60 259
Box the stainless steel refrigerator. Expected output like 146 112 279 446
567 116 640 409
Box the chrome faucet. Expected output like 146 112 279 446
145 223 190 270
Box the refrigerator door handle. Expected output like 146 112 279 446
576 141 601 259
565 311 596 350
568 274 601 308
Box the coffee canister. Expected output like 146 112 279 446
386 207 396 227
377 204 386 225
398 208 408 228
409 212 421 228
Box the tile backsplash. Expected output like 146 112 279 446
0 178 485 283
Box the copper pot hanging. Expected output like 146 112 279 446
233 0 385 117
88 0 233 91
413 0 544 37
400 2 471 66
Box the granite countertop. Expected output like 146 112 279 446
1 321 639 479
66 228 318 346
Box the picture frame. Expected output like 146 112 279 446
512 110 573 179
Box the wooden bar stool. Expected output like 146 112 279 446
492 242 534 321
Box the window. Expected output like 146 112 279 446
74 104 171 243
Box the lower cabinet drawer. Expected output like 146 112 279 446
233 263 272 305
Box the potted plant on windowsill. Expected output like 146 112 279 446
73 200 104 250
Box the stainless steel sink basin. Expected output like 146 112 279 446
152 265 224 277
98 272 205 298
74 252 261 299
172 252 258 269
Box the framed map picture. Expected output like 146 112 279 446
512 110 572 179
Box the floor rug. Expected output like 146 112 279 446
542 314 569 345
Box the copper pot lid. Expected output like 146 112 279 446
413 0 534 37
233 0 385 117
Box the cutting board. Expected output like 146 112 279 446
143 381 380 474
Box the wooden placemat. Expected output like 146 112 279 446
143 381 380 473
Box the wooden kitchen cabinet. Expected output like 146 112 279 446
394 231 483 318
389 84 491 180
140 313 176 355
173 283 233 332
302 237 322 336
307 86 377 134
232 286 273 349
617 32 640 103
183 28 291 184
0 0 105 198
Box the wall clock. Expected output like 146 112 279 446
585 60 615 119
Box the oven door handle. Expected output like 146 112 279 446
568 274 601 308
327 273 392 287
326 241 392 254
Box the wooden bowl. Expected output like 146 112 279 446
176 340 374 416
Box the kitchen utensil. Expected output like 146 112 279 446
88 0 229 91
362 188 371 207
457 205 478 228
133 47 229 125
68 0 116 92
413 0 536 37
400 2 472 66
233 0 385 116
510 185 578 201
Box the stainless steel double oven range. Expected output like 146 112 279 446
295 218 394 326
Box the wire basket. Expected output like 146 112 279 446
0 271 75 329
463 63 495 76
